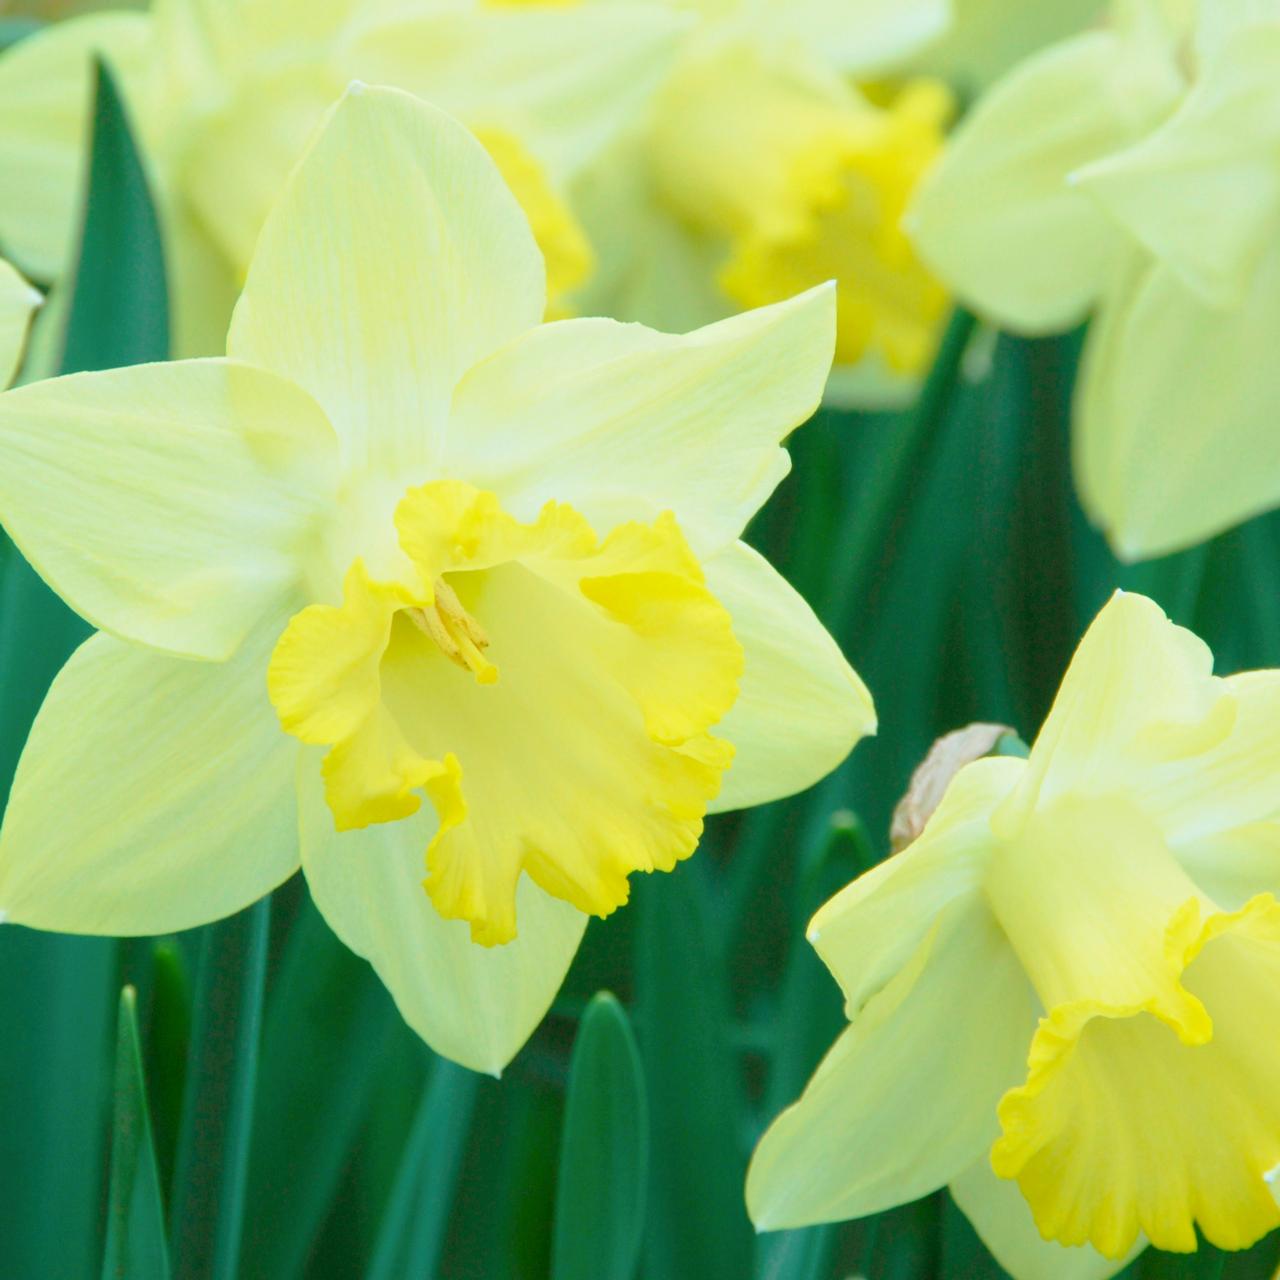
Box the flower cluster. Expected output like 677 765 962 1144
1 1 1279 1276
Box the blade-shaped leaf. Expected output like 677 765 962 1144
553 992 648 1280
169 899 270 1280
102 986 170 1280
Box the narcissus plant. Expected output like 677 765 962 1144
749 592 1280 1279
910 0 1280 560
570 0 956 402
0 0 682 353
0 87 873 1074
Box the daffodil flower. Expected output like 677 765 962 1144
0 0 683 354
910 0 1280 560
0 258 39 388
569 0 955 403
0 86 873 1073
748 591 1280 1277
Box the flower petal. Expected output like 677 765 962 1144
950 1158 1141 1280
445 286 836 555
343 5 685 179
808 755 1022 1015
0 607 300 935
1001 592 1232 824
754 0 949 74
908 22 1182 332
0 259 40 388
1073 23 1280 309
0 13 152 282
746 897 1035 1229
1076 247 1280 560
993 895 1280 1256
1133 670 1280 862
227 84 544 476
702 540 873 812
0 358 340 659
298 759 587 1074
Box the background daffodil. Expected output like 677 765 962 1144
910 0 1280 560
748 591 1280 1276
0 0 683 355
0 85 873 1074
565 0 957 405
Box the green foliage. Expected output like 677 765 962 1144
103 988 170 1280
552 993 648 1280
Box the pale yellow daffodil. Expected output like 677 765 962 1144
0 86 873 1073
748 590 1280 1274
906 0 1108 93
0 257 39 387
567 0 956 404
910 0 1280 560
0 0 683 355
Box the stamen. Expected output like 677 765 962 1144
407 579 498 685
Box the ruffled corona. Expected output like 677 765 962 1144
649 44 952 373
268 480 742 946
748 592 1280 1277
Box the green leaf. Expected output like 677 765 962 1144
61 57 169 373
634 866 752 1280
240 894 397 1280
102 987 170 1280
367 1056 479 1280
0 51 167 1280
169 900 270 1280
552 992 649 1280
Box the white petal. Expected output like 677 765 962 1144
0 606 300 935
747 897 1035 1229
0 358 340 659
298 759 587 1074
909 23 1181 332
0 259 40 388
228 84 544 477
703 541 873 812
446 286 836 556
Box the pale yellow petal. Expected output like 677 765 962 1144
702 541 873 812
746 899 1035 1229
913 0 1108 91
1076 247 1280 560
1000 592 1232 825
1135 670 1280 858
228 85 544 475
298 759 587 1074
1074 24 1280 309
445 286 836 556
808 755 1022 1015
342 5 684 179
0 259 40 387
950 1159 1141 1280
0 605 300 935
0 13 152 281
748 0 950 75
909 24 1182 332
0 358 340 659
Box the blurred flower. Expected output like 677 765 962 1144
748 591 1280 1276
0 0 683 354
0 87 873 1072
0 258 38 386
910 0 1280 560
569 0 956 403
907 0 1108 94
